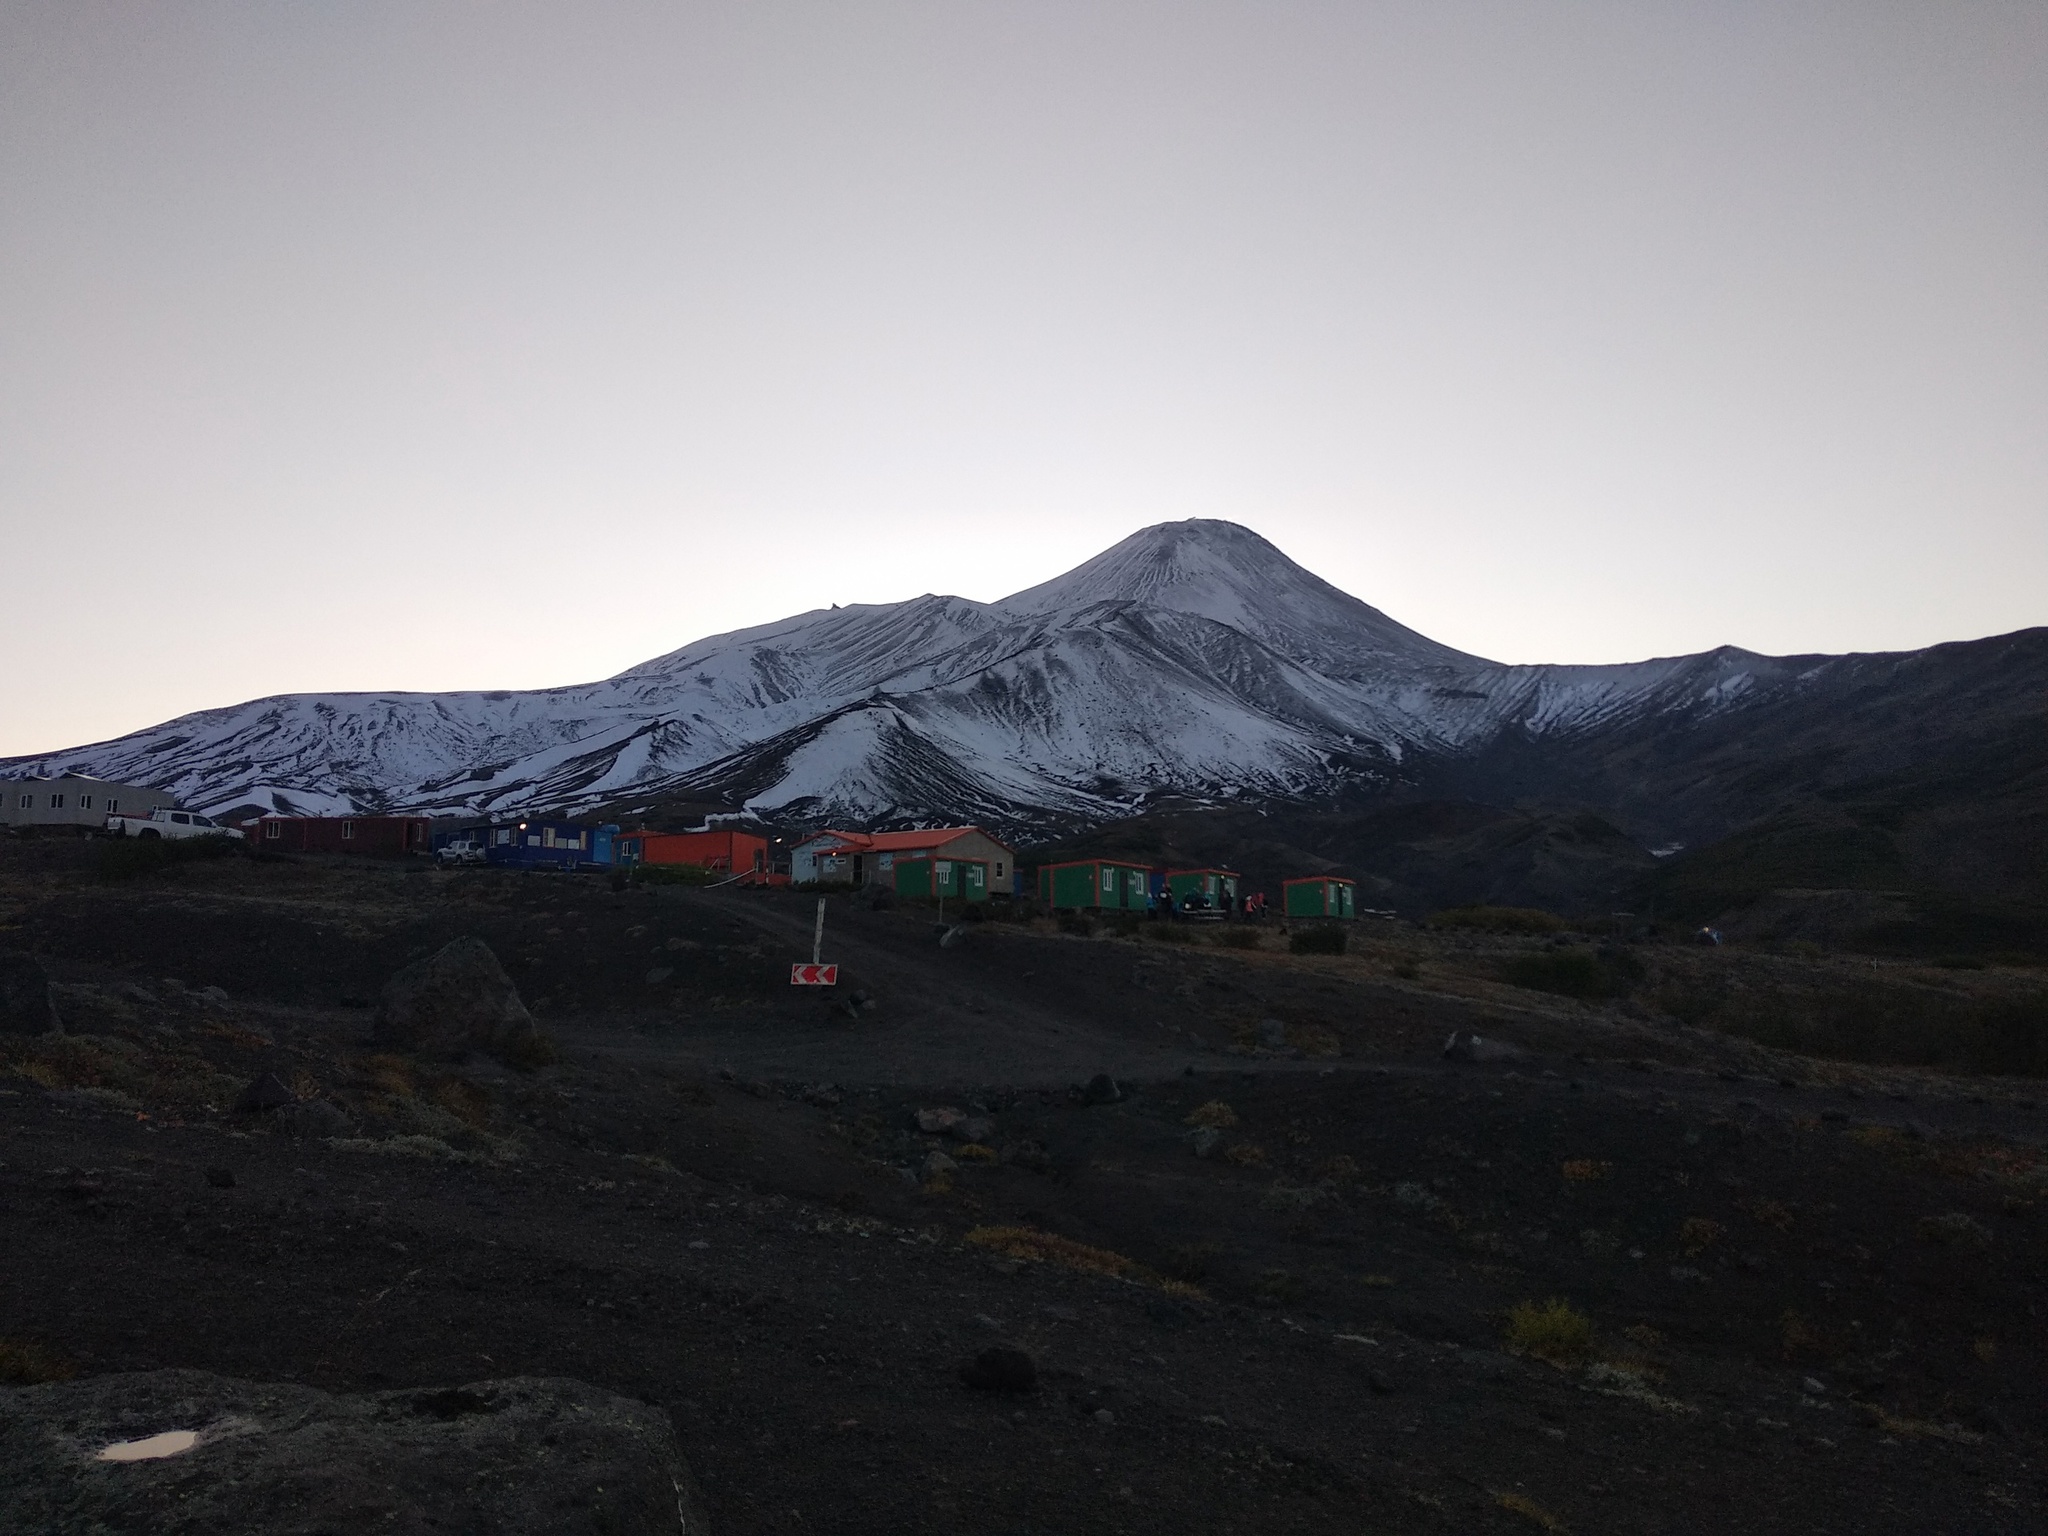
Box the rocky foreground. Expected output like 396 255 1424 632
1 843 2044 1532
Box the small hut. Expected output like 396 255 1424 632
1283 876 1357 920
1037 859 1153 913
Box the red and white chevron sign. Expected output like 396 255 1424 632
790 963 839 986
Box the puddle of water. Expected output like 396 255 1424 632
97 1430 200 1462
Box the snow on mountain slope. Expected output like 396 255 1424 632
0 520 1860 831
999 518 1478 676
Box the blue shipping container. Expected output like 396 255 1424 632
483 820 619 871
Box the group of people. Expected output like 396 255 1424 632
1155 887 1268 920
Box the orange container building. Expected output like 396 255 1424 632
615 829 771 881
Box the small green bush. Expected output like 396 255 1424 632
1289 926 1346 956
1503 1298 1593 1366
1428 905 1566 934
498 1027 559 1072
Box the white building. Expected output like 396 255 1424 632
0 775 178 834
789 826 1016 893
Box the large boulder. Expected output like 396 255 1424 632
0 951 61 1036
373 937 549 1063
0 1369 707 1535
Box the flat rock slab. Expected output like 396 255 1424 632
0 1370 705 1535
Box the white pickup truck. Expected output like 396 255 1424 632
104 808 244 841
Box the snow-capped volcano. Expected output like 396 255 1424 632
0 520 2005 838
997 519 1477 676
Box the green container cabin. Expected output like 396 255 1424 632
1038 859 1152 912
1283 876 1357 919
895 856 990 902
1165 867 1238 908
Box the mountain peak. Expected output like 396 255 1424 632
998 519 1478 672
998 520 1292 613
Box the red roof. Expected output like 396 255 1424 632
798 826 1014 856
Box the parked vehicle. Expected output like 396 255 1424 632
436 838 486 867
105 808 243 842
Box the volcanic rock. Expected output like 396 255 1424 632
0 1369 704 1536
232 1073 293 1114
373 937 549 1063
0 951 61 1036
275 1099 352 1139
1443 1031 1529 1064
959 1347 1037 1393
1081 1073 1123 1105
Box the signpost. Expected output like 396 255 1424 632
792 896 837 986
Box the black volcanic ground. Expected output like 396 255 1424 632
3 841 2046 1533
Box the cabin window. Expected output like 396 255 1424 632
78 794 92 810
16 794 29 809
341 821 354 839
1102 867 1115 893
49 793 65 809
995 862 1004 878
265 821 281 840
106 799 118 814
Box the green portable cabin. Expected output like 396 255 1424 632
1039 859 1152 912
1283 876 1357 919
1165 867 1239 909
895 855 991 902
